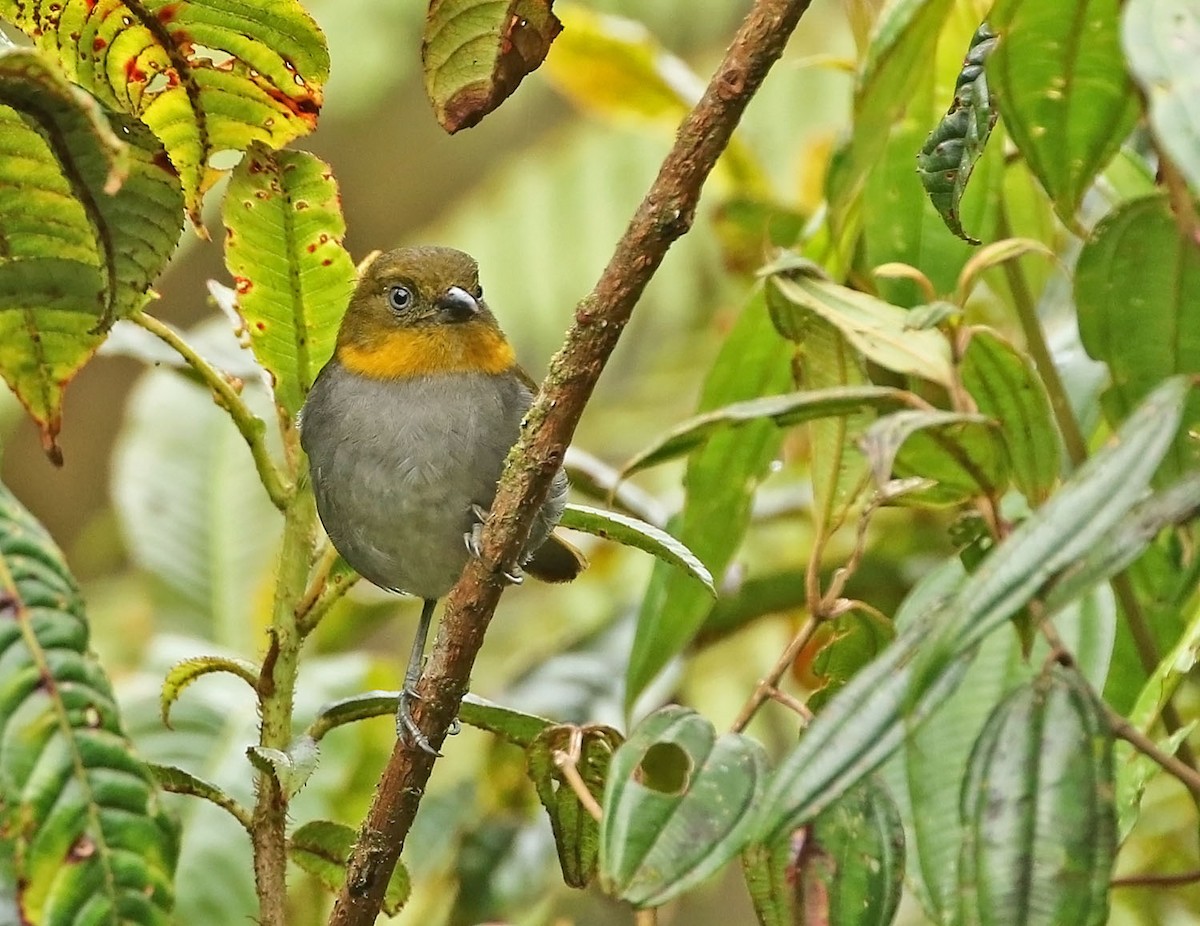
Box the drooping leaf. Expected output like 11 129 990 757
959 667 1115 926
861 409 1009 504
1122 0 1200 193
0 483 178 924
221 143 354 419
754 378 1188 842
423 0 561 133
559 503 714 595
918 21 999 244
769 272 956 388
988 0 1140 226
160 654 258 727
147 763 250 831
961 327 1061 504
1075 193 1200 483
0 47 183 460
0 0 330 220
527 724 621 888
625 292 792 709
599 706 767 907
954 237 1056 305
620 386 911 476
290 820 410 916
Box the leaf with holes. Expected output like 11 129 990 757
0 0 329 220
0 483 178 924
599 706 767 907
222 143 354 418
0 47 183 461
290 820 410 915
988 0 1139 227
528 724 622 888
423 0 561 133
918 22 999 244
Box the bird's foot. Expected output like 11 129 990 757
464 504 525 585
396 687 440 756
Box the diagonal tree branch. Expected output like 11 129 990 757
327 2 813 922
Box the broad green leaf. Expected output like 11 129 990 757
917 22 999 244
542 4 765 194
111 320 283 650
861 409 1009 504
755 377 1188 842
961 327 1061 504
1076 194 1200 482
769 273 956 387
222 143 354 418
527 724 621 888
958 667 1115 926
1122 0 1200 193
559 503 714 595
988 0 1140 226
797 777 906 926
599 706 767 907
625 292 792 709
423 0 561 133
620 386 911 476
0 47 182 460
160 654 258 727
0 0 330 219
0 483 177 924
802 608 895 711
290 820 410 915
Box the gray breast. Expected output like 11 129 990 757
300 361 561 599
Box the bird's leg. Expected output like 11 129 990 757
465 503 524 585
397 597 439 755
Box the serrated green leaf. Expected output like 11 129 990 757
861 409 1009 504
147 762 250 831
527 724 620 888
988 0 1140 226
1122 0 1200 193
560 503 713 595
290 819 410 915
0 0 330 220
222 143 354 418
159 654 258 728
625 292 792 710
0 483 177 924
1075 193 1200 483
423 0 560 133
599 706 767 907
958 667 1115 926
620 386 911 476
769 273 956 387
918 22 999 244
0 47 182 460
961 327 1061 504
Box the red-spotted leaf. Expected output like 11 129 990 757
423 0 561 133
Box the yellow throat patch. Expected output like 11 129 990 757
337 319 516 379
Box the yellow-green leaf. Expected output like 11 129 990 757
423 0 561 133
0 0 330 220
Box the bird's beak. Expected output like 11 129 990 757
436 286 479 322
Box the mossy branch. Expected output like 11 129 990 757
326 1 815 922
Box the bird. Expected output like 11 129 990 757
299 246 585 754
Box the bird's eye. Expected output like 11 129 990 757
473 284 484 300
387 285 412 311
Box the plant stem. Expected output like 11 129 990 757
326 2 815 922
130 309 293 510
730 615 819 734
251 484 316 925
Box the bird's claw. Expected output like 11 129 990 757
448 717 462 736
397 688 440 756
464 504 525 585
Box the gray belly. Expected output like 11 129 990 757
300 362 561 599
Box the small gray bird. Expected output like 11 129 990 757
299 246 584 753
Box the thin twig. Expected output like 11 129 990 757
1112 869 1200 889
730 614 819 734
131 309 292 509
635 909 658 926
553 730 603 823
326 4 814 922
